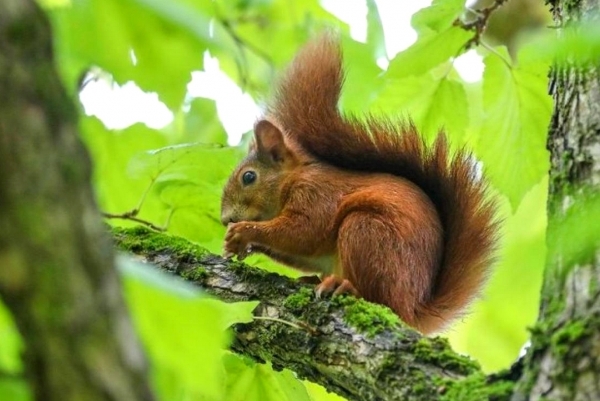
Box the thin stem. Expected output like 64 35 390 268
102 212 165 232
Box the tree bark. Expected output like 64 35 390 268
512 0 600 400
0 1 153 400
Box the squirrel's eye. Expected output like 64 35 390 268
242 170 257 186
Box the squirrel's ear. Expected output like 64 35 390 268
254 120 290 164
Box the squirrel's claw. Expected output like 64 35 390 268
223 222 250 260
315 275 359 298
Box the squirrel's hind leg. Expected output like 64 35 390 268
334 211 427 328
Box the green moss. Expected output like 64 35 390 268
413 337 479 375
112 226 209 259
550 320 587 357
331 295 401 337
438 373 513 401
408 370 432 397
181 266 208 281
283 287 314 312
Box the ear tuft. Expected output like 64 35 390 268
254 120 289 164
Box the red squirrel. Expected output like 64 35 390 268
220 34 498 334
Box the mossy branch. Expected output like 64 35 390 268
113 227 515 401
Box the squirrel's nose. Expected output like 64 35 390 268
220 211 238 226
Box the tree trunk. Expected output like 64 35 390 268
512 0 600 399
0 1 154 400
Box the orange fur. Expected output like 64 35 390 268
221 34 499 334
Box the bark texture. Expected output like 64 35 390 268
512 0 600 400
0 1 153 400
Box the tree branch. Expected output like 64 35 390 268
114 226 515 401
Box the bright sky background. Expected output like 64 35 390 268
79 0 484 145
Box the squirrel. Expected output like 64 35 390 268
220 34 499 334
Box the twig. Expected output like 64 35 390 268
252 316 306 331
103 211 165 232
455 0 511 49
214 10 275 91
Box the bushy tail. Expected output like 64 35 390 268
267 34 499 332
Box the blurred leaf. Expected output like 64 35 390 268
547 190 600 273
223 353 311 401
242 253 303 278
49 0 214 108
128 142 244 250
519 22 600 66
386 26 470 79
340 37 383 114
0 301 22 374
209 0 348 95
384 0 470 79
209 300 258 328
372 73 468 142
217 0 343 66
183 98 228 145
0 379 31 401
373 73 437 111
476 48 551 209
37 0 71 8
129 143 242 184
304 380 347 401
412 0 466 33
365 0 386 60
421 76 468 141
119 256 229 400
80 117 170 224
449 179 547 372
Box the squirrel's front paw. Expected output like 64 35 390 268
223 222 253 260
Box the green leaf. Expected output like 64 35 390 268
0 379 31 401
365 0 386 60
411 0 466 33
547 190 600 273
79 118 171 225
518 22 600 67
209 300 259 329
340 37 383 114
127 142 244 250
49 0 213 108
0 300 22 375
209 0 349 96
372 73 468 142
219 0 344 66
119 257 229 400
421 76 468 141
37 0 70 8
477 49 551 209
128 143 242 184
448 180 547 372
304 380 347 401
182 98 228 146
223 353 311 401
385 26 471 79
382 0 470 79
